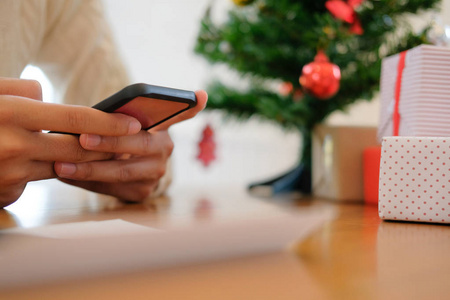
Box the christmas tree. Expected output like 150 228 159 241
194 0 441 193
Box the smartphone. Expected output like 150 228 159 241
93 83 197 130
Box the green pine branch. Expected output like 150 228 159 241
194 0 441 166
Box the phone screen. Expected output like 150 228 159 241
114 96 190 129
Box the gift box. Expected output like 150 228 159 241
378 137 450 224
378 45 450 141
312 125 379 202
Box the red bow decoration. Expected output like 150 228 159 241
325 0 364 35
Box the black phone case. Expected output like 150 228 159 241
93 83 197 130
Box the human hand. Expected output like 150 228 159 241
54 90 208 202
0 78 142 208
150 90 208 131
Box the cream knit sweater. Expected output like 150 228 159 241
0 0 171 197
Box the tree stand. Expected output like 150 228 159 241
248 163 311 196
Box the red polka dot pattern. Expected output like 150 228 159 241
379 137 450 224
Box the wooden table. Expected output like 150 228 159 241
0 180 449 300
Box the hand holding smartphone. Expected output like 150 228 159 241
48 84 206 203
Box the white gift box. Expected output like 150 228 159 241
378 45 450 141
378 137 450 224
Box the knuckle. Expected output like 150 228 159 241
135 185 153 201
165 138 174 156
109 136 120 152
74 144 89 162
155 164 166 179
159 131 174 156
117 166 134 183
110 114 130 136
109 116 122 135
0 189 24 208
77 163 93 180
141 132 153 155
65 109 89 130
25 80 43 100
3 171 28 188
0 135 26 160
0 105 14 125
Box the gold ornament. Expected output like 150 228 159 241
323 26 336 39
232 0 255 6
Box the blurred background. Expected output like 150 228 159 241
22 0 450 190
100 0 303 189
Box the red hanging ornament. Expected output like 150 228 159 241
299 50 341 100
197 124 216 167
325 0 364 35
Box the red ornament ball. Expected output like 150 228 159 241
299 51 341 100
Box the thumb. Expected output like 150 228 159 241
155 90 208 130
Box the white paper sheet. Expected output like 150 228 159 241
2 219 159 239
0 208 333 289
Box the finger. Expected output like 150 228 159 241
0 126 113 164
1 161 56 187
0 77 42 100
155 90 208 130
0 182 28 208
0 96 141 135
54 157 166 182
28 161 57 181
79 130 174 157
30 131 115 162
58 179 159 202
0 160 55 207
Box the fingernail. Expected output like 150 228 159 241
58 163 76 177
128 120 141 134
85 134 101 147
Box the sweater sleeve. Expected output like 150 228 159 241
34 0 129 106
